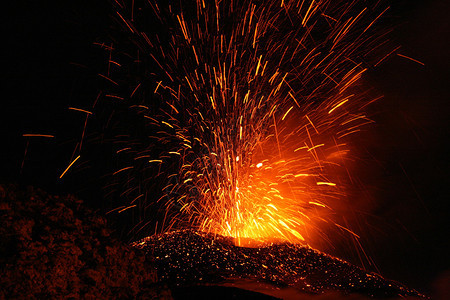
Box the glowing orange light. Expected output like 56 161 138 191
101 0 393 250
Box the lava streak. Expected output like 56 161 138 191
95 0 392 247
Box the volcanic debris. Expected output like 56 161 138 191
134 230 425 298
0 184 171 299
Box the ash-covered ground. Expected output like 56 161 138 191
134 230 426 299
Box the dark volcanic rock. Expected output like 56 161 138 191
0 184 171 299
134 230 426 298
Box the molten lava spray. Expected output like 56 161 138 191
91 0 394 248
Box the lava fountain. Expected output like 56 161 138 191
89 0 394 249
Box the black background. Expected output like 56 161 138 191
2 0 449 296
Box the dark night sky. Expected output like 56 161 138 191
2 0 449 296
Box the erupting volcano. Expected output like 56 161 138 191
4 0 449 298
58 0 429 297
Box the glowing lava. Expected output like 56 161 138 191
93 0 394 248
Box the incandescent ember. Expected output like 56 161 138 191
134 230 425 298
